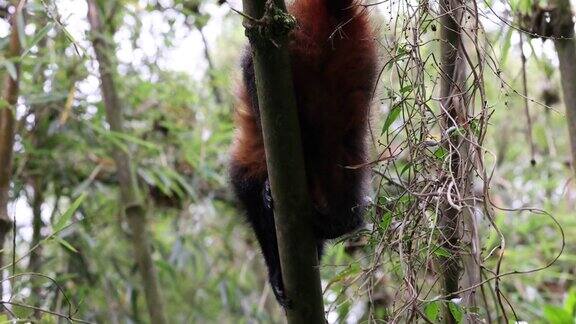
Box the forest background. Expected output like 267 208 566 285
0 0 575 322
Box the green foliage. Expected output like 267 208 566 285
1 0 575 323
541 290 576 324
448 302 464 323
424 301 441 322
381 103 402 135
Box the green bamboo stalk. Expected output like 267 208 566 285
240 0 325 322
86 1 167 323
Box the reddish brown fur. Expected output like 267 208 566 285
230 85 267 180
231 0 377 184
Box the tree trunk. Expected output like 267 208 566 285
199 29 224 105
86 1 167 323
240 0 325 322
27 34 50 317
0 0 26 298
438 0 466 322
550 0 576 176
28 177 44 317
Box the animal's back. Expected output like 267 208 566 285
231 0 377 183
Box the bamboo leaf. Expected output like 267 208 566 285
59 84 77 125
400 162 413 176
564 289 576 315
400 85 413 94
16 10 27 50
20 22 54 58
52 236 78 253
112 131 161 151
424 301 440 322
382 104 402 135
543 305 573 324
53 194 86 233
448 301 464 323
500 28 513 66
2 61 18 80
433 147 448 160
433 245 451 258
380 212 393 232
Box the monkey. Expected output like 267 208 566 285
229 0 377 307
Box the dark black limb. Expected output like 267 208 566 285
310 164 368 240
312 204 365 239
260 178 291 307
230 165 291 307
265 178 327 260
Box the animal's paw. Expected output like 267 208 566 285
272 284 292 309
270 271 292 309
263 178 274 210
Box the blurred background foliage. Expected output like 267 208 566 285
0 0 575 323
